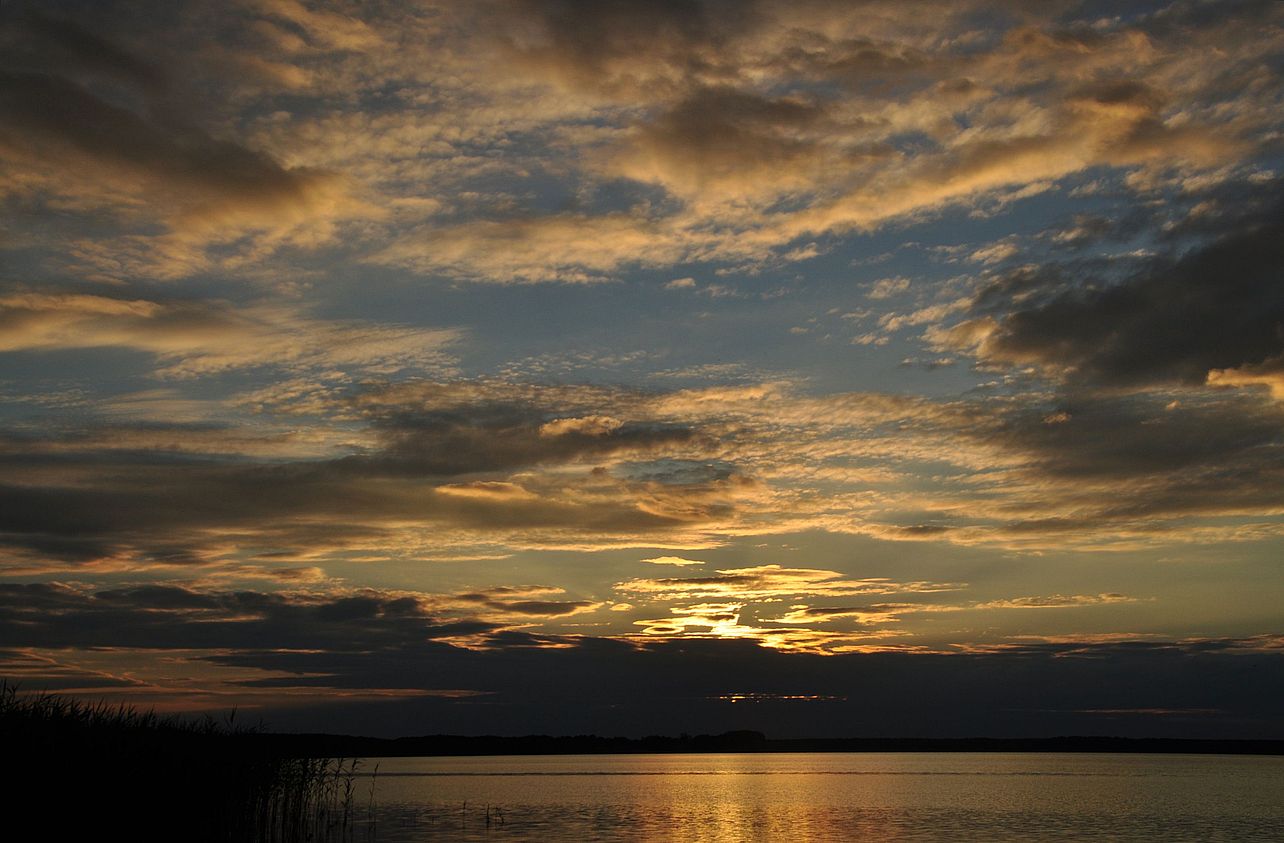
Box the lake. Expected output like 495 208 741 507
356 752 1284 841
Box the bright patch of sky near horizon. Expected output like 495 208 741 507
1 0 1283 722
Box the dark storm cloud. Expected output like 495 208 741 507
929 184 1284 536
3 11 166 93
1143 0 1284 36
0 5 347 254
991 392 1284 480
0 463 364 564
773 32 933 88
950 390 1284 537
631 85 830 163
1152 177 1284 244
455 587 597 617
6 582 1279 738
5 371 1283 566
501 0 968 97
966 199 1284 389
360 396 694 477
0 583 500 651
0 70 333 217
0 456 676 566
0 383 717 568
502 0 754 95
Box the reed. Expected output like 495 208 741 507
0 681 375 842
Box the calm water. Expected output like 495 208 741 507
356 752 1284 841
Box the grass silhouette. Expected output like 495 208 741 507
1 681 373 842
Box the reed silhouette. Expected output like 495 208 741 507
1 682 374 842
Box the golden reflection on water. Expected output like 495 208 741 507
368 752 1284 842
653 753 911 842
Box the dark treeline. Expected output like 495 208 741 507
260 730 1284 758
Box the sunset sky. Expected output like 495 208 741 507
1 0 1282 738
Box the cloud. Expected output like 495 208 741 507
761 602 960 625
1 353 1282 575
611 86 839 200
5 12 166 92
641 556 705 566
866 276 910 300
247 0 1277 285
626 590 1140 652
1208 358 1284 401
449 585 600 618
357 387 697 477
849 390 1284 548
0 582 494 651
436 482 539 502
630 601 875 652
0 445 740 571
185 630 1284 737
645 380 1284 549
0 291 460 377
0 581 602 657
495 0 750 99
540 415 625 437
0 70 345 228
9 588 1282 738
251 0 382 52
615 564 962 601
372 213 701 283
982 392 1284 485
0 7 371 278
976 593 1137 609
6 0 1273 285
944 203 1284 390
0 0 1281 740
0 379 757 570
968 240 1020 265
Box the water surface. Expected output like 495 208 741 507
359 752 1284 841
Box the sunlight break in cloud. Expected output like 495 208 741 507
615 565 964 601
640 556 706 567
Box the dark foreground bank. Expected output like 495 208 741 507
1 684 372 842
261 729 1284 758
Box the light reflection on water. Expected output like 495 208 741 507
356 752 1284 842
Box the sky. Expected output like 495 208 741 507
1 0 1282 739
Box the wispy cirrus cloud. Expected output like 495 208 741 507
976 593 1137 610
0 291 460 377
615 564 963 601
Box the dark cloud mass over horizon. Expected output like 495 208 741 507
0 0 1282 738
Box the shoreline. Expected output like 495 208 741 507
258 731 1284 758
